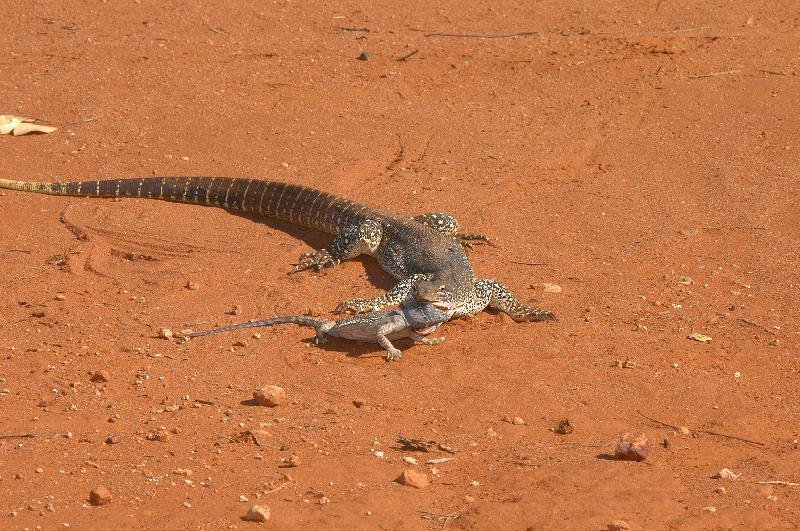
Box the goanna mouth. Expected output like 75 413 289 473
413 325 439 335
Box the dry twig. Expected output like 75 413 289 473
689 69 741 79
699 429 764 446
758 480 799 486
0 433 36 439
396 48 419 62
738 317 777 335
637 411 681 431
638 411 764 447
410 27 536 39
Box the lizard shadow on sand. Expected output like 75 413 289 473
233 211 397 291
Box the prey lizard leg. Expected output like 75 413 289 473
471 278 556 322
376 322 405 361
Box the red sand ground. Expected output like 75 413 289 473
1 1 799 529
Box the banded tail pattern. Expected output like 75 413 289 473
0 177 374 234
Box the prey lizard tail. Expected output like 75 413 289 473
183 315 330 339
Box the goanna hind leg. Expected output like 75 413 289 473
474 278 556 322
413 213 492 248
293 219 383 273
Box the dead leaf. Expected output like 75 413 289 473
12 122 57 135
0 114 57 135
0 115 22 134
688 331 712 343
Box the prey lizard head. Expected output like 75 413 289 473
405 282 464 336
410 282 454 312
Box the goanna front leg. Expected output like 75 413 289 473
336 273 430 314
292 219 383 273
472 278 556 322
413 213 493 249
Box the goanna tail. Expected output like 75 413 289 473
0 177 371 234
183 315 329 339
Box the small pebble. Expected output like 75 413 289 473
554 418 574 435
185 281 199 290
159 328 174 339
357 51 371 61
89 487 112 506
702 506 717 512
608 520 631 530
239 495 248 502
678 426 691 436
614 433 649 462
715 486 727 495
512 416 525 425
90 370 110 383
253 385 286 407
402 457 418 465
288 454 301 467
105 435 121 445
183 501 192 508
395 469 429 489
353 399 366 408
55 293 66 301
146 429 170 442
242 505 270 522
714 468 740 480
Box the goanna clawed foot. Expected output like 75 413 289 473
335 297 380 314
420 336 446 346
292 249 340 274
510 307 557 322
458 233 495 250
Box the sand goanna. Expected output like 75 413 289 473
0 177 555 323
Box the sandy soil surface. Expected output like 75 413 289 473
1 1 799 529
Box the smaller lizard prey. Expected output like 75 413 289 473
183 286 458 361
